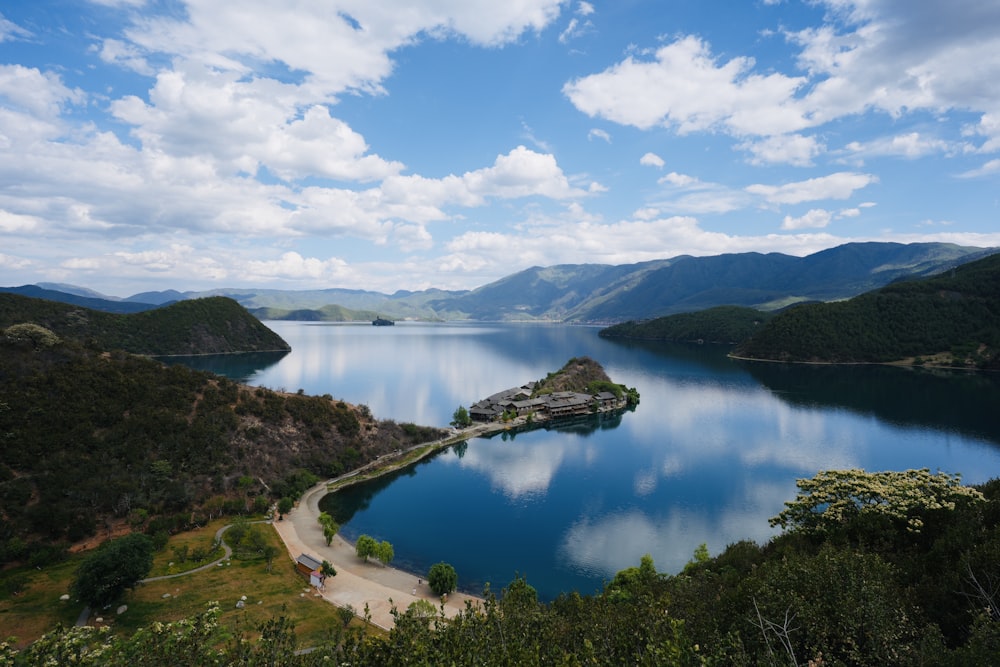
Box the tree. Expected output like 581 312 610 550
318 511 339 546
355 534 378 562
262 544 279 573
72 533 154 608
277 497 294 519
450 405 472 428
770 468 986 535
376 540 394 566
428 561 457 596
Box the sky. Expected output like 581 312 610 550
2 0 1000 298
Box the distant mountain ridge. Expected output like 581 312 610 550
5 242 995 323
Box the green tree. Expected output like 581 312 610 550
276 496 294 519
318 511 340 546
355 534 378 562
771 468 986 535
450 405 472 428
428 561 457 596
376 540 394 566
72 533 154 608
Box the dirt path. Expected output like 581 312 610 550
271 478 481 631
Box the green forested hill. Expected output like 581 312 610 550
0 293 289 355
599 305 775 344
733 252 1000 368
0 335 445 552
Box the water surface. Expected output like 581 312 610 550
180 321 1000 600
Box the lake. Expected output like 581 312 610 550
179 321 1000 601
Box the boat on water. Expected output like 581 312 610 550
372 316 395 326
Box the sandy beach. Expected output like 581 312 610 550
271 477 481 630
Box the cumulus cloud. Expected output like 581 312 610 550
640 152 664 168
564 0 1000 159
0 65 85 120
563 35 808 135
739 134 825 166
781 208 833 230
746 172 877 204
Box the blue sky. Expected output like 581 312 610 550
1 0 999 297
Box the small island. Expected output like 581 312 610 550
463 356 639 425
372 316 395 326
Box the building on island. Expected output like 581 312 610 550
468 382 628 423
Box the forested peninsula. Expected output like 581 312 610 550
601 252 1000 370
733 252 1000 368
599 305 774 344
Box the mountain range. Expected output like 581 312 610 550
3 241 995 323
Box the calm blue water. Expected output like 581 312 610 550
178 321 1000 601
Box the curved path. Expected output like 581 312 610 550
272 474 482 631
76 429 494 630
141 523 235 583
77 524 238 626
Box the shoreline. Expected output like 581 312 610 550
269 411 632 629
269 426 498 630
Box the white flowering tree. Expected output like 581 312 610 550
770 468 985 534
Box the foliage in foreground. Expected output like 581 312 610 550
7 469 1000 665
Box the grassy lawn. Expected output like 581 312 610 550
0 557 82 648
1 520 362 651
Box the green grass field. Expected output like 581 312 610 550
0 519 361 651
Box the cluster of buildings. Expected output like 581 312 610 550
468 382 625 423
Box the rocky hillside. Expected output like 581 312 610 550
534 356 614 394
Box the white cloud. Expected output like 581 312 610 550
563 35 808 135
781 208 832 230
587 128 611 142
791 1 1000 127
0 65 85 120
739 133 824 166
563 0 1000 166
0 210 42 233
958 158 1000 178
640 152 664 168
842 132 956 161
121 0 567 98
0 13 31 42
746 172 877 205
94 38 155 76
463 145 585 200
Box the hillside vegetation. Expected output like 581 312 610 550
0 293 289 355
0 327 445 563
733 252 1000 368
599 305 775 344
